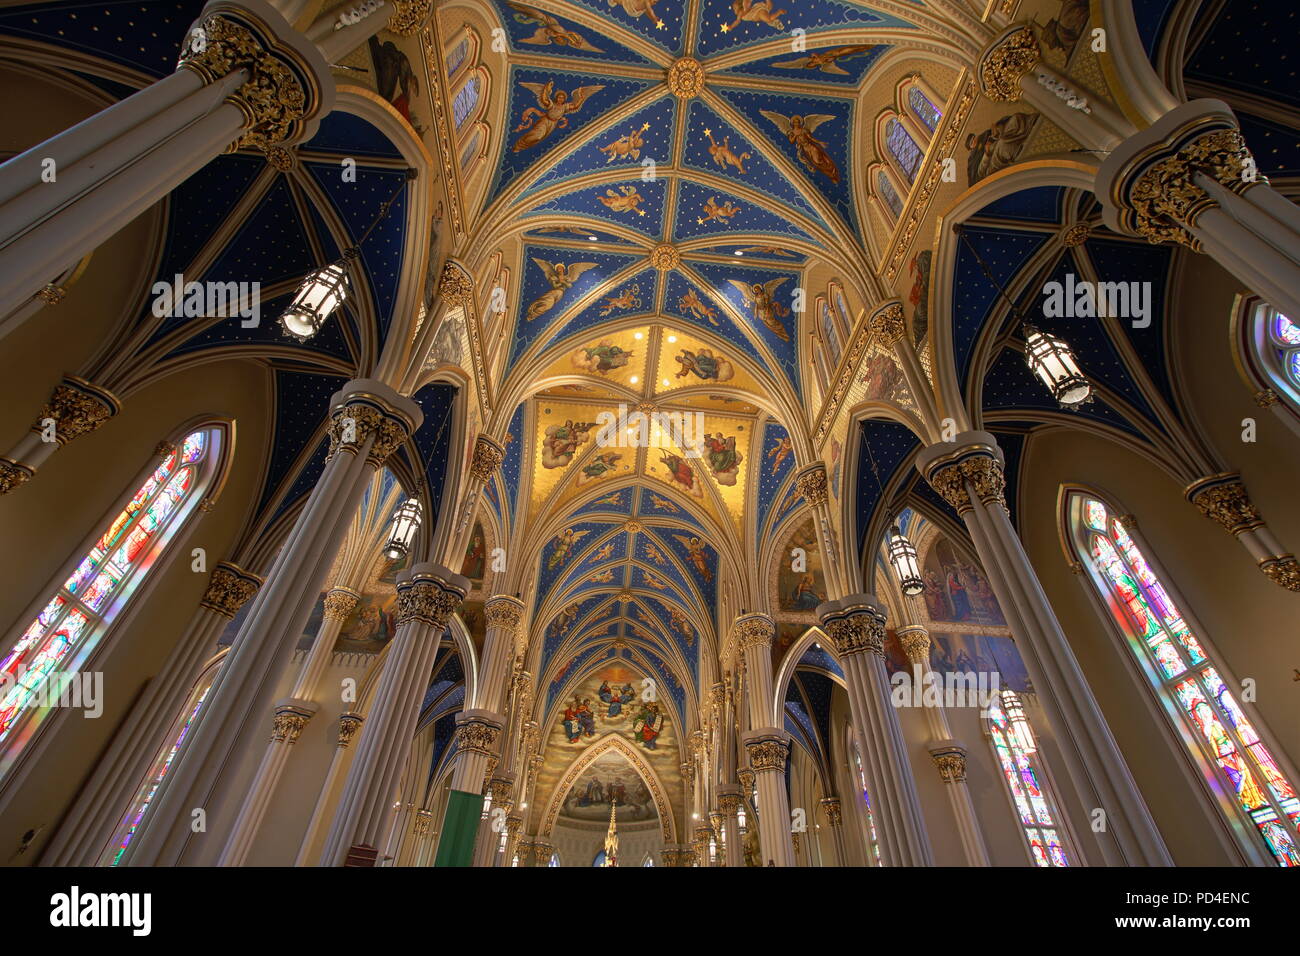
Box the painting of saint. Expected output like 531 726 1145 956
1041 0 1090 52
908 249 931 347
922 539 1006 625
578 450 622 485
759 111 841 183
461 521 486 583
572 341 633 374
541 419 595 469
778 521 825 612
701 431 743 485
368 36 424 134
861 351 905 402
674 347 734 382
658 450 703 497
670 534 714 582
631 701 664 749
966 111 1036 185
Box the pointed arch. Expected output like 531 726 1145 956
538 732 677 843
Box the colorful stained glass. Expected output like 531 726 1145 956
988 692 1069 865
0 430 210 750
1075 493 1300 866
1272 312 1300 345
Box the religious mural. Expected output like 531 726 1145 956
461 520 487 584
778 519 826 613
882 631 1033 695
368 34 426 134
561 751 656 822
557 664 668 752
921 539 1005 625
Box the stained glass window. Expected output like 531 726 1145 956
445 36 468 79
820 301 841 368
0 429 216 755
885 118 923 183
987 691 1071 866
877 170 903 219
103 660 220 866
851 738 880 862
453 74 481 132
1069 492 1300 866
908 86 942 133
1265 308 1300 388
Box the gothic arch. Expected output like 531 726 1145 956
538 732 678 843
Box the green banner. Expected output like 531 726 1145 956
433 789 483 867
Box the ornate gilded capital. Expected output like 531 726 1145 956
680 761 696 787
928 461 971 513
733 613 775 652
819 599 887 658
1185 473 1264 536
337 712 364 747
667 57 704 99
327 399 414 466
866 301 906 345
978 25 1040 102
470 434 505 482
438 262 473 307
488 776 514 807
263 144 295 171
744 733 790 772
271 705 313 744
322 586 360 623
795 463 829 507
504 815 523 841
927 451 1005 514
178 13 314 151
649 243 680 272
200 562 264 618
819 796 842 827
1258 554 1300 592
896 624 931 665
31 376 121 446
1255 388 1280 407
387 0 432 36
397 570 468 628
455 713 503 757
718 790 742 815
485 593 525 631
0 458 34 495
1061 223 1091 247
1102 104 1263 250
737 767 755 795
930 745 968 783
37 283 65 305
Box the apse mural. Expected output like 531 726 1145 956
557 663 668 751
561 751 657 822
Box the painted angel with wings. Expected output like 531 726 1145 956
772 45 877 75
525 258 599 322
512 80 605 152
547 527 590 571
759 110 841 183
672 534 714 583
508 2 603 52
728 277 791 341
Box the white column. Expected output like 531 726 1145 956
320 564 467 866
818 597 933 866
0 0 335 324
293 712 363 865
918 431 1173 866
217 586 358 865
819 797 848 865
120 378 422 865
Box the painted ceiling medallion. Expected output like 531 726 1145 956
667 57 705 99
649 243 681 271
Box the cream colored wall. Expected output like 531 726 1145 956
0 355 274 863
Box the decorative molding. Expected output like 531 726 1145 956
200 562 264 618
1184 472 1264 536
323 586 361 623
667 57 704 99
30 375 122 446
978 25 1041 102
648 243 680 272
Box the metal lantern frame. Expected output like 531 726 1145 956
382 497 423 560
886 523 924 596
1022 322 1093 408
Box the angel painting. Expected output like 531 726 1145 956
704 128 750 174
773 45 877 75
593 542 615 561
721 0 786 32
548 527 590 571
760 111 841 183
512 80 605 153
541 419 595 469
669 607 695 646
579 450 623 485
599 123 649 163
525 258 598 322
675 347 734 382
728 277 791 341
607 0 664 29
678 288 719 326
643 543 668 566
600 285 641 315
649 493 680 513
672 534 715 582
572 341 633 374
509 3 604 51
659 451 703 497
597 185 647 216
767 435 792 474
697 196 740 225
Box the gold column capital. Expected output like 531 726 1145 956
978 24 1040 102
337 712 364 747
396 566 468 628
930 744 968 783
30 375 122 446
818 597 887 658
866 300 906 345
387 0 432 36
200 561 264 618
819 796 843 826
469 434 506 482
896 624 931 665
743 732 790 772
437 261 474 307
733 612 775 651
322 586 361 623
794 462 829 507
1185 472 1264 536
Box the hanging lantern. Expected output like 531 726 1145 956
279 261 350 340
383 498 422 559
1001 689 1037 754
1023 323 1092 407
737 806 746 833
887 524 924 596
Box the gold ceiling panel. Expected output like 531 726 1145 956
651 327 766 404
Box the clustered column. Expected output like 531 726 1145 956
321 563 467 866
817 596 932 866
734 613 795 867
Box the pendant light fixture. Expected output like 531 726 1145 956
886 522 924 596
956 224 1093 408
279 167 417 341
382 497 422 560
